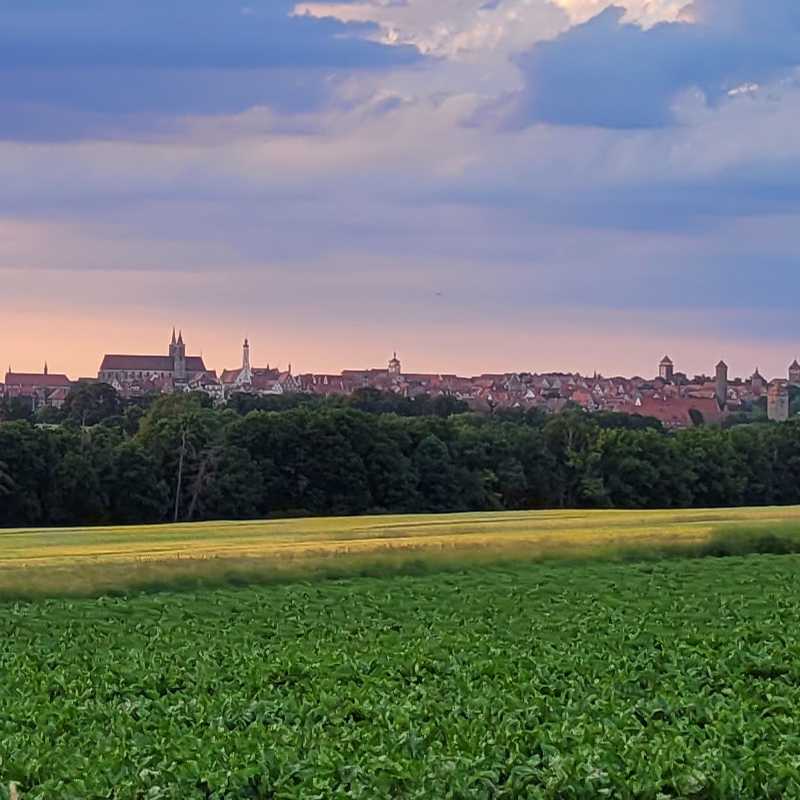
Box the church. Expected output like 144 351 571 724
3 364 72 409
98 330 209 387
219 338 300 397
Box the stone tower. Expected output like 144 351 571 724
715 359 728 411
659 355 674 381
388 352 401 376
768 382 790 422
789 359 800 385
241 338 253 383
170 329 187 380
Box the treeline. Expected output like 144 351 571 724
1 383 800 527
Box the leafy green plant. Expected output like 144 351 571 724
3 557 800 798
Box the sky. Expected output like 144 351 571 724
2 0 800 380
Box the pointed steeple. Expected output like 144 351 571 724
177 330 184 345
171 327 177 345
44 362 48 376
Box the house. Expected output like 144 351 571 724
221 339 301 398
4 365 72 409
625 396 730 428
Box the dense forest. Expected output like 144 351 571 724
1 383 800 527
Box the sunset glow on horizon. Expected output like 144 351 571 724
4 306 800 385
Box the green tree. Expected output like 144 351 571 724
0 459 14 497
109 442 170 524
187 445 264 521
678 426 747 507
0 396 33 422
135 395 224 521
413 434 463 512
51 450 106 525
544 408 602 507
0 422 52 525
63 383 123 428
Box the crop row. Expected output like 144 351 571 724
3 557 800 799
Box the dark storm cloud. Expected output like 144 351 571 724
0 0 420 140
0 0 418 69
506 0 800 128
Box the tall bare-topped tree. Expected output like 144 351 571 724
0 460 14 497
173 414 195 523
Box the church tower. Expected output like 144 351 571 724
170 329 187 380
715 359 728 410
241 338 253 384
658 356 674 382
388 352 401 376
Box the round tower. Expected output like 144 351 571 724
715 360 728 411
768 382 790 422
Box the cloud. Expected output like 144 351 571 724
556 0 685 26
295 0 569 57
0 1 418 70
504 0 800 128
0 0 420 141
3 0 800 381
294 0 688 60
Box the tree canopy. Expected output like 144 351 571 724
0 385 798 527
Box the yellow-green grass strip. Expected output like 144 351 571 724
2 506 800 598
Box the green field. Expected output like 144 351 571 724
3 506 800 597
3 556 800 799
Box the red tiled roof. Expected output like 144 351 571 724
626 396 729 427
251 369 281 390
100 354 207 372
5 372 72 389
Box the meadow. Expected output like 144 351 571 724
3 506 800 598
3 556 800 799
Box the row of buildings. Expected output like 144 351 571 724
2 330 798 425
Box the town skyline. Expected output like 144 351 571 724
3 1 800 412
7 327 800 426
5 324 800 387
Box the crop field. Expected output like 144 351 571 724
3 556 800 799
3 506 800 597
